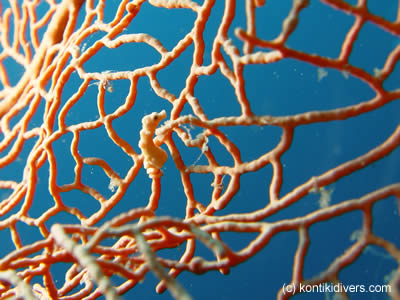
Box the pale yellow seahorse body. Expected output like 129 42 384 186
138 110 168 178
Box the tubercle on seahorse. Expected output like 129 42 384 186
138 110 168 178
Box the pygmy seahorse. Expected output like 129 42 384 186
138 110 168 178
